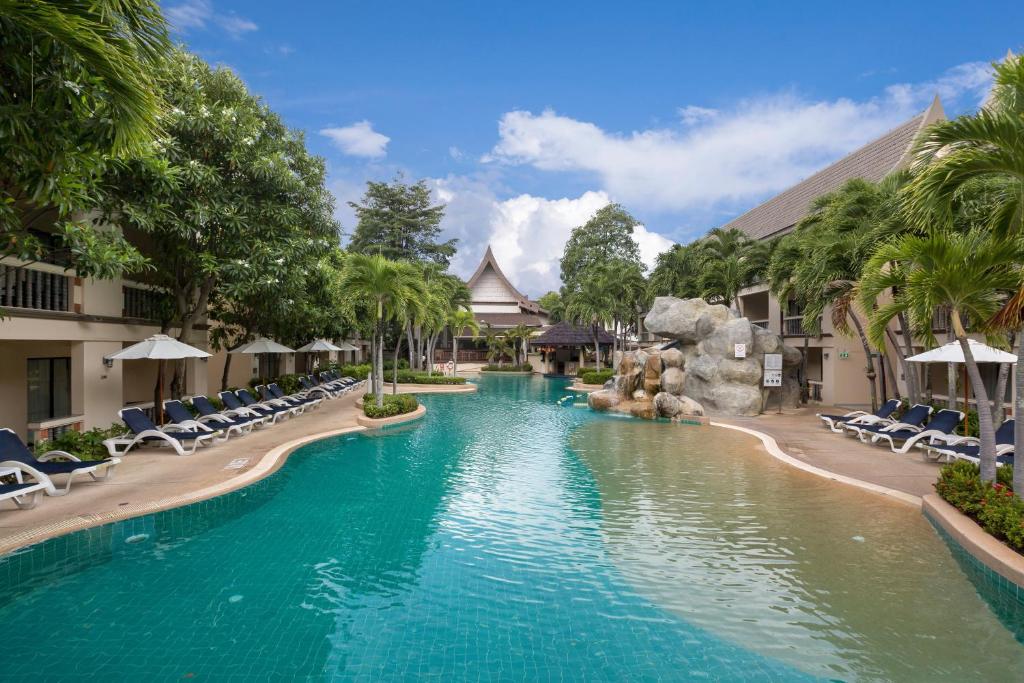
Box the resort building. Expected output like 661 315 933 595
439 246 549 362
728 95 1009 408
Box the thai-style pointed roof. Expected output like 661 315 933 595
721 96 946 241
529 321 614 347
467 245 545 314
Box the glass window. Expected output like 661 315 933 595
27 358 72 422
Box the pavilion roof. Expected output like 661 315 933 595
529 321 614 347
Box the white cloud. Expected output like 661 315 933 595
430 177 672 296
486 61 993 216
166 1 258 38
320 121 390 158
449 146 465 160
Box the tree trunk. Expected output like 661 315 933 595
847 312 878 411
954 312 997 483
883 326 907 402
992 362 1010 425
880 342 902 401
896 312 919 403
453 336 459 377
947 326 957 410
801 335 809 404
1015 326 1024 496
593 329 600 370
221 352 232 392
392 335 402 395
406 323 415 370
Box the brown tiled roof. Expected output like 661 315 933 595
529 321 614 346
471 312 546 329
722 97 945 240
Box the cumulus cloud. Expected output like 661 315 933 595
431 177 672 296
320 121 390 158
166 0 258 38
485 61 993 216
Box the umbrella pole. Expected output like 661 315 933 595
157 359 165 426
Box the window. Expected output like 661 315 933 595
27 358 72 422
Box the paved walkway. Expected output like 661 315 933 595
0 384 473 550
717 406 944 499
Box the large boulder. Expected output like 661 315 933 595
654 392 704 418
661 347 684 369
629 400 657 420
588 389 620 411
698 317 754 358
645 297 729 342
660 367 686 394
718 358 762 385
710 383 763 416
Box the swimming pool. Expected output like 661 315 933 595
1 375 1022 680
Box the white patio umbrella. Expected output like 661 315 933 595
230 337 295 381
295 339 343 371
335 341 360 352
907 339 1017 434
105 334 211 424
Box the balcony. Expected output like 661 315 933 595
0 264 71 312
782 315 821 337
123 285 171 321
750 319 770 330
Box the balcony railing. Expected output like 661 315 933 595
783 315 821 337
123 285 170 321
750 319 770 330
0 264 71 312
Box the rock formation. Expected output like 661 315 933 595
587 297 802 419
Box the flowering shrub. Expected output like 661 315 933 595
935 460 1023 552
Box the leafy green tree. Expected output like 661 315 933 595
0 0 169 276
342 253 425 407
537 291 564 323
411 264 470 374
859 230 1019 483
482 325 512 368
347 175 456 266
908 54 1024 493
560 204 643 294
448 309 479 376
99 50 339 386
505 324 534 367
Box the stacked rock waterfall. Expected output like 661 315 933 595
587 297 802 419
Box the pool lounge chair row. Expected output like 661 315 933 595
817 402 1015 466
0 428 119 509
102 375 364 457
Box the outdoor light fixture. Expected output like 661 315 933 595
102 357 114 369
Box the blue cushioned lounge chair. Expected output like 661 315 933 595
265 383 321 409
927 419 1016 465
869 409 964 454
191 395 265 432
219 391 283 424
299 376 339 399
163 400 232 442
104 408 219 456
0 428 117 496
237 388 301 418
844 404 933 441
817 399 900 433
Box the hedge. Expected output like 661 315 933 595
362 393 419 418
481 363 533 372
394 372 466 385
580 369 614 385
935 460 1024 552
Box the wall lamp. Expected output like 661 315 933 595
102 357 114 369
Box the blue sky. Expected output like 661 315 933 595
164 0 1023 295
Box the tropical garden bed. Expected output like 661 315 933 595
935 461 1024 554
361 393 419 418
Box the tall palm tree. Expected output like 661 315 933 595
565 275 612 370
859 230 1019 483
648 243 701 299
697 227 769 309
449 309 479 376
906 54 1024 492
483 325 512 368
342 253 425 407
506 324 533 367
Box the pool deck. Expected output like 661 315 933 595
716 406 943 500
0 383 474 553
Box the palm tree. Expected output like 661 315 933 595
905 54 1024 492
506 324 533 367
648 243 701 299
697 228 769 309
342 253 425 407
483 325 512 368
859 230 1019 483
449 309 479 376
565 275 611 370
2 0 170 152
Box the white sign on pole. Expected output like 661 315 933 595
764 353 783 370
763 370 783 387
734 343 746 358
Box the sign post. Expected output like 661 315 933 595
763 353 783 414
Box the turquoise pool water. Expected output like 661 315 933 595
1 375 1022 680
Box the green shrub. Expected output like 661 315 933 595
481 364 533 372
35 425 125 461
935 460 1022 552
392 371 466 384
361 393 419 418
580 369 614 385
249 373 304 395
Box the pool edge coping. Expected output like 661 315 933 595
710 421 922 508
0 424 368 556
